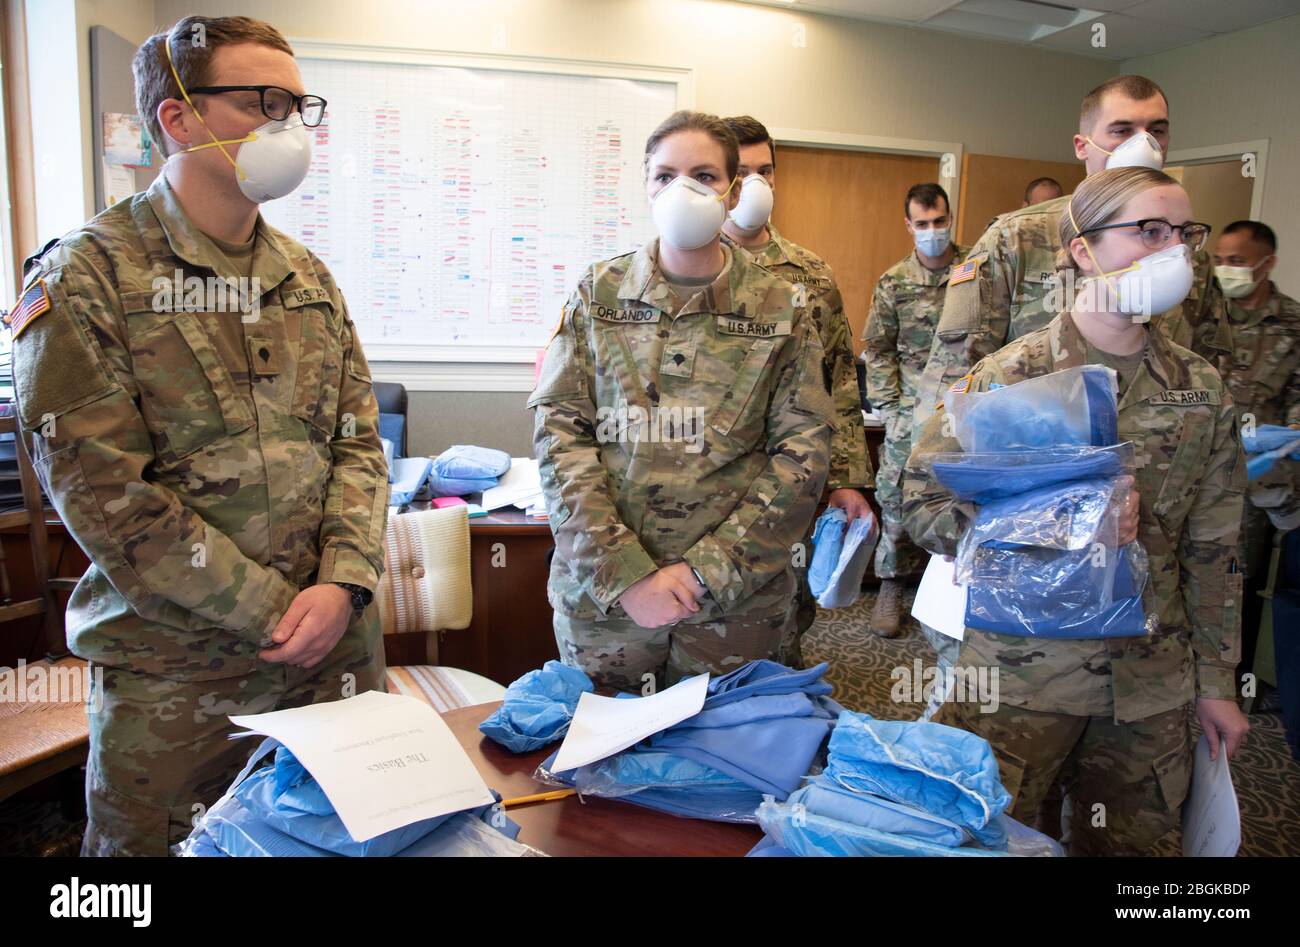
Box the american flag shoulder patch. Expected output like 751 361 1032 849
949 253 985 285
4 277 52 338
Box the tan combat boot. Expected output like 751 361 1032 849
870 578 903 638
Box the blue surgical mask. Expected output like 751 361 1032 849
914 227 950 258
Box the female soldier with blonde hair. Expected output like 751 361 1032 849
902 166 1249 855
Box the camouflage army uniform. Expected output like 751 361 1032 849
729 225 872 662
902 310 1244 855
8 175 389 855
914 194 1228 428
529 239 832 691
1208 285 1300 665
863 244 968 578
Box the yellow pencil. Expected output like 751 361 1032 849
500 788 578 808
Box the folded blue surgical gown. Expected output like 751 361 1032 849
479 660 594 753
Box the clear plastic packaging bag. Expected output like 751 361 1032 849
752 796 1063 857
809 508 880 609
533 749 766 823
964 541 1152 638
928 443 1134 504
944 365 1119 452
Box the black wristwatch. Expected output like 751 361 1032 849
333 582 373 615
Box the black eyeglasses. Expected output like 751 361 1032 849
1080 218 1211 253
186 85 327 127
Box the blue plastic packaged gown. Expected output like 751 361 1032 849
822 711 1011 849
808 510 878 609
538 746 766 822
944 365 1119 452
389 456 433 506
965 542 1149 638
177 739 521 857
808 509 847 599
479 660 594 753
753 797 1061 857
429 445 512 498
930 444 1131 504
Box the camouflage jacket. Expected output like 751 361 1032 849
728 225 872 490
916 193 1228 424
903 311 1244 723
863 244 970 430
8 175 388 680
1212 285 1300 529
529 238 832 621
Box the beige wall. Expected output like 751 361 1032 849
1125 13 1300 296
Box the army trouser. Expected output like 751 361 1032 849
82 616 384 856
936 698 1193 856
554 592 796 692
1238 503 1274 683
873 418 925 579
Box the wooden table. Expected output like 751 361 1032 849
444 701 764 857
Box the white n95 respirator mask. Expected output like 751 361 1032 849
728 174 774 232
652 175 736 250
1087 131 1165 170
1086 242 1195 322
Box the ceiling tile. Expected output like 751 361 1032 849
1122 0 1300 33
1034 12 1213 59
790 0 963 23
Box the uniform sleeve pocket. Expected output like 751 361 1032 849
291 307 343 439
710 338 777 436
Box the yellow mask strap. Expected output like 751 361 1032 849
716 174 739 202
164 38 251 180
1069 202 1138 301
1082 135 1114 157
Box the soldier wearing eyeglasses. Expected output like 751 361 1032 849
7 17 388 856
913 75 1229 431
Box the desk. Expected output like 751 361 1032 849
444 701 764 857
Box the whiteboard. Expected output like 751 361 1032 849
261 45 685 363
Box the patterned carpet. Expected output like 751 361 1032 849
3 583 1296 856
804 583 1300 858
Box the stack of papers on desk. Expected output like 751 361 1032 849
481 457 546 516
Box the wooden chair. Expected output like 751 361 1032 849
0 414 90 804
379 505 506 711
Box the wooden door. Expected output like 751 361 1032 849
773 146 940 354
1165 161 1255 246
956 153 1087 246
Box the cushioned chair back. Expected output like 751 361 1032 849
377 507 472 638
